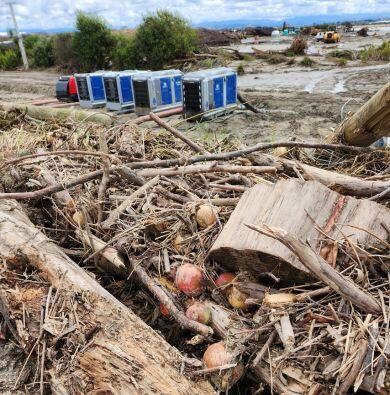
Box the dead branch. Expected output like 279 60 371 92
245 224 382 315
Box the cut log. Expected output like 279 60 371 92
0 102 114 126
210 179 390 283
334 81 390 146
0 199 215 394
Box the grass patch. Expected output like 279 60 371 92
299 56 315 67
327 50 356 60
359 41 390 62
337 58 348 67
267 54 287 64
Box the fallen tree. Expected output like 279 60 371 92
0 199 215 394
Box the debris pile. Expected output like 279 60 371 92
0 96 389 394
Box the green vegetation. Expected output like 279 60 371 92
359 41 390 62
0 10 199 71
130 10 198 69
300 56 315 67
337 58 348 67
237 64 245 75
0 48 21 70
327 49 356 60
72 12 115 71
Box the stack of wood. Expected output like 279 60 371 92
0 82 389 394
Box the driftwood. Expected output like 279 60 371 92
210 179 390 283
133 107 182 125
246 224 382 314
0 102 114 126
0 199 215 394
334 81 390 146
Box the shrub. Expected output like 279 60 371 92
72 12 115 71
31 37 55 67
131 10 198 69
359 41 390 62
289 38 307 55
327 50 356 60
237 64 245 75
300 56 314 67
337 58 348 67
0 48 21 70
24 34 41 57
112 34 136 70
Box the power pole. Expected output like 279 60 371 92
7 1 29 70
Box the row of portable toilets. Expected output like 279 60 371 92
71 67 237 121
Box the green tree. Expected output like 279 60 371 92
32 37 55 67
131 10 197 69
72 12 115 71
112 34 136 70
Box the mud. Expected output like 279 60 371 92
0 29 389 145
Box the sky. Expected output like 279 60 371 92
1 0 390 31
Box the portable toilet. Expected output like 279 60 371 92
132 70 182 116
103 70 148 111
182 67 237 121
74 71 106 109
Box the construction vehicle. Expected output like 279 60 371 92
323 31 341 43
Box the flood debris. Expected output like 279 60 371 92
0 91 389 394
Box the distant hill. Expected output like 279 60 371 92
193 13 390 29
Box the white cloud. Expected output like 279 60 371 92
0 0 389 30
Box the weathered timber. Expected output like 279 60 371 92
334 81 390 146
210 179 390 283
0 199 215 394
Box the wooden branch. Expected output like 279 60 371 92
101 176 160 229
338 339 369 395
128 257 213 338
127 141 375 170
0 150 116 171
245 224 382 315
237 92 261 113
137 164 277 178
132 107 182 125
0 199 215 394
97 130 110 223
149 112 210 154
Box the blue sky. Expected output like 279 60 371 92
1 0 389 31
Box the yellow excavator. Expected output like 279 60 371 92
323 31 341 43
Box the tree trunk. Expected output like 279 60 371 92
334 81 390 146
0 199 215 395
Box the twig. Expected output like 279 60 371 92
252 330 277 367
338 339 369 395
101 176 160 229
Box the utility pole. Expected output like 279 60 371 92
7 1 29 70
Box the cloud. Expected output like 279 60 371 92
1 0 389 30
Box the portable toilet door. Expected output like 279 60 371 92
160 77 173 105
119 75 133 103
213 77 224 108
226 74 237 105
174 76 182 103
89 74 105 102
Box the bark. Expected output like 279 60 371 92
0 199 215 394
334 81 390 146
